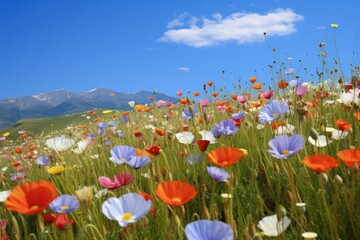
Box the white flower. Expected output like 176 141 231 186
308 135 331 147
45 136 75 152
128 101 135 107
95 189 108 198
91 154 99 159
199 130 216 144
0 190 11 202
339 89 360 106
73 139 90 154
258 215 291 237
175 132 195 144
256 124 265 130
331 130 348 140
274 124 295 135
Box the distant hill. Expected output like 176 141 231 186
0 88 178 128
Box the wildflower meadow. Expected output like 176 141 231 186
1 29 360 240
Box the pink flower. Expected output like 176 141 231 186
237 95 248 104
176 90 183 96
296 86 308 96
261 90 274 100
199 99 210 107
98 173 134 189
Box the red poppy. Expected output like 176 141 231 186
335 119 352 131
156 181 197 207
208 147 247 167
134 132 143 138
355 112 360 121
42 213 57 224
212 92 218 98
197 140 210 152
207 81 213 86
193 92 200 97
149 97 155 101
337 149 360 168
230 94 238 100
315 92 329 99
278 80 289 89
180 98 190 105
302 154 339 172
145 145 161 156
54 213 75 231
13 147 22 154
5 180 59 215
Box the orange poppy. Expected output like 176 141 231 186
207 81 213 86
337 149 360 168
193 92 200 97
149 97 155 101
230 93 238 100
156 181 197 207
335 119 352 131
250 76 257 83
302 154 339 172
155 127 165 136
252 101 262 108
134 105 145 112
278 80 289 89
270 121 285 129
135 148 154 160
208 147 247 167
216 101 228 106
355 112 360 121
212 92 218 98
251 83 263 90
144 107 152 113
5 180 59 215
122 111 130 117
180 98 190 105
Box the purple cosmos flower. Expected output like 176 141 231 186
102 193 152 227
185 220 234 240
126 156 151 169
98 173 134 189
258 100 289 123
289 78 304 87
207 166 230 182
36 156 50 166
182 106 198 120
211 119 238 137
49 195 79 213
199 99 210 107
268 134 305 159
237 95 248 104
110 146 136 164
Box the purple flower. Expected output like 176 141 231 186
110 146 136 164
237 95 248 104
261 90 274 99
207 167 230 182
232 111 245 120
211 119 238 137
102 193 152 227
258 100 289 123
268 134 305 159
182 106 198 120
187 154 202 165
49 195 79 213
126 156 151 169
36 156 49 166
285 68 295 75
98 122 108 129
289 78 304 87
199 99 210 107
185 220 234 240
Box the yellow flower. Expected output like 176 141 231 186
102 110 113 114
331 24 339 28
2 132 9 137
47 166 65 175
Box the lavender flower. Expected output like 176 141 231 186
211 119 238 137
185 220 233 240
207 167 230 182
258 100 289 123
268 134 305 159
49 195 79 213
110 146 136 164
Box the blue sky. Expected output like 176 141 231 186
1 0 359 99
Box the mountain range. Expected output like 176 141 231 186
0 88 178 129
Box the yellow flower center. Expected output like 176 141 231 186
273 112 279 118
172 198 182 203
61 205 69 211
122 212 133 221
282 149 289 155
119 157 126 162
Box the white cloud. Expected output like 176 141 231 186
315 25 326 30
178 67 190 72
160 8 303 47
